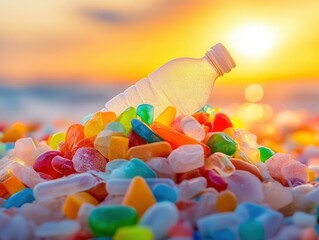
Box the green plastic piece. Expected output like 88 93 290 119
116 107 137 135
89 205 138 237
137 104 154 125
258 146 275 163
198 104 215 116
206 132 237 156
239 220 265 240
114 226 153 240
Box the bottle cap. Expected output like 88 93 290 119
206 43 236 75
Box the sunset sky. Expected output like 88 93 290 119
1 0 319 85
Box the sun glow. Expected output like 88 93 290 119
229 23 276 58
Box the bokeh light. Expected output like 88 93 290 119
244 84 264 102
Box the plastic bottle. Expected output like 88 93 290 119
105 43 235 117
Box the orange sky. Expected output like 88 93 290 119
1 0 319 85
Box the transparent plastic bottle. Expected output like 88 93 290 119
105 43 236 117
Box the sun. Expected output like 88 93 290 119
228 23 276 58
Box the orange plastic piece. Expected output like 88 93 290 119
230 158 263 181
86 182 108 202
127 142 172 161
2 122 27 143
0 182 10 199
84 112 116 138
108 136 129 160
2 175 26 195
154 106 177 126
216 190 238 212
122 176 156 218
151 122 211 156
62 192 99 219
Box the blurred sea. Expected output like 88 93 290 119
0 81 318 124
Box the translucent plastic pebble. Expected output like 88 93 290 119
94 130 125 158
127 142 172 161
14 137 37 166
205 152 235 177
105 121 126 134
178 177 207 200
72 147 107 173
89 205 138 237
211 112 233 132
168 145 204 173
292 211 316 227
140 202 178 240
59 124 85 159
105 43 235 117
116 107 137 135
10 162 45 188
137 104 154 125
154 106 177 126
235 202 284 238
36 220 80 239
114 226 154 240
152 183 178 203
3 188 35 209
33 151 63 179
206 132 237 156
230 158 263 181
110 158 157 179
226 170 264 203
151 122 211 155
197 212 242 239
108 136 129 161
180 115 206 141
107 178 175 195
216 190 237 212
263 181 293 210
1 122 27 142
33 173 97 201
131 119 163 143
258 146 275 163
265 153 295 181
281 161 308 184
205 170 228 192
84 111 116 138
147 157 176 180
48 132 66 150
62 192 98 219
238 220 265 240
51 155 76 176
2 174 26 195
122 176 157 218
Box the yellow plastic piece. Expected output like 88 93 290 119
114 226 154 240
307 167 316 182
84 112 116 138
122 176 156 218
127 142 172 161
2 122 27 143
216 190 238 213
108 136 129 161
154 106 176 126
62 192 99 219
94 131 124 158
2 175 26 195
48 132 66 150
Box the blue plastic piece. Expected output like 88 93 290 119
131 119 163 143
3 188 35 209
152 184 177 203
81 113 94 124
211 229 236 240
238 220 265 240
110 158 157 179
137 104 154 125
105 121 126 134
235 202 283 238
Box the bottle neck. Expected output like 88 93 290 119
205 43 236 76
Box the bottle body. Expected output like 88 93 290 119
105 43 235 117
